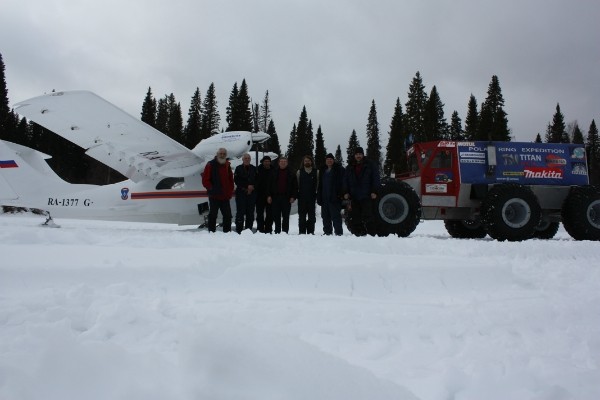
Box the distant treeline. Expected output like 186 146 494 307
1 52 598 184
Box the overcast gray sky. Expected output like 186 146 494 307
2 0 599 154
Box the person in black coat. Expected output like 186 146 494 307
296 155 318 234
343 147 381 236
267 156 298 234
234 153 257 233
317 153 344 236
255 155 274 233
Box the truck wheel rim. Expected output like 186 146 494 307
501 198 531 228
587 199 600 229
379 193 409 224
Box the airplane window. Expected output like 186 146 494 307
156 177 185 190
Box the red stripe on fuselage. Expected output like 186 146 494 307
131 191 208 200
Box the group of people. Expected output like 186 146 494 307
201 146 381 236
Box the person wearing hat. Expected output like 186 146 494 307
317 153 345 235
255 155 274 233
343 146 381 236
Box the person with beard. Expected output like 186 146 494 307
234 153 257 234
343 147 380 236
296 155 319 234
255 155 274 233
317 153 345 236
267 156 297 234
202 147 234 233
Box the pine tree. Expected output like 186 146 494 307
288 106 311 169
587 120 600 184
334 144 344 166
225 82 239 131
167 94 184 144
365 100 382 175
237 79 253 131
155 97 169 135
423 86 448 141
28 121 45 151
405 71 428 143
141 87 157 128
286 124 297 159
314 125 327 167
346 129 361 164
546 103 567 143
572 122 585 144
478 75 510 141
449 111 464 141
252 102 260 133
259 91 271 133
16 115 28 145
464 94 479 140
200 82 220 138
307 120 315 157
0 53 11 141
266 119 282 155
534 133 542 143
384 98 406 176
183 87 202 148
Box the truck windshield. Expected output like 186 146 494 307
430 150 452 169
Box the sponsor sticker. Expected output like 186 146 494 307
571 147 586 159
523 167 563 179
121 187 130 200
437 141 456 148
459 152 486 159
572 162 588 175
222 133 242 142
426 183 448 193
546 154 567 166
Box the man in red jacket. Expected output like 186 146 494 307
202 148 234 232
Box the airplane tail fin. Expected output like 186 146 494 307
0 140 78 206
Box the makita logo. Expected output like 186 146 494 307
524 168 563 179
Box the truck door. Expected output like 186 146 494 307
420 146 459 207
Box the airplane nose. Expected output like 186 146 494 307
251 131 270 143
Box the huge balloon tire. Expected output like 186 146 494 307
532 220 560 239
561 185 600 241
481 184 541 242
444 219 487 239
373 181 421 237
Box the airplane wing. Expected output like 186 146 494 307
14 91 204 182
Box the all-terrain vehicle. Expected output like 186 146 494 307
354 140 600 241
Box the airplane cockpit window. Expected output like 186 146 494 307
156 177 185 190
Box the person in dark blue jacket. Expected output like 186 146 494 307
343 147 381 236
234 153 257 233
317 153 344 236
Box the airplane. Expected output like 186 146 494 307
0 90 275 227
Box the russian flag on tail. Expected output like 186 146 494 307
0 160 18 168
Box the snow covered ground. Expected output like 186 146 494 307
1 211 599 400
